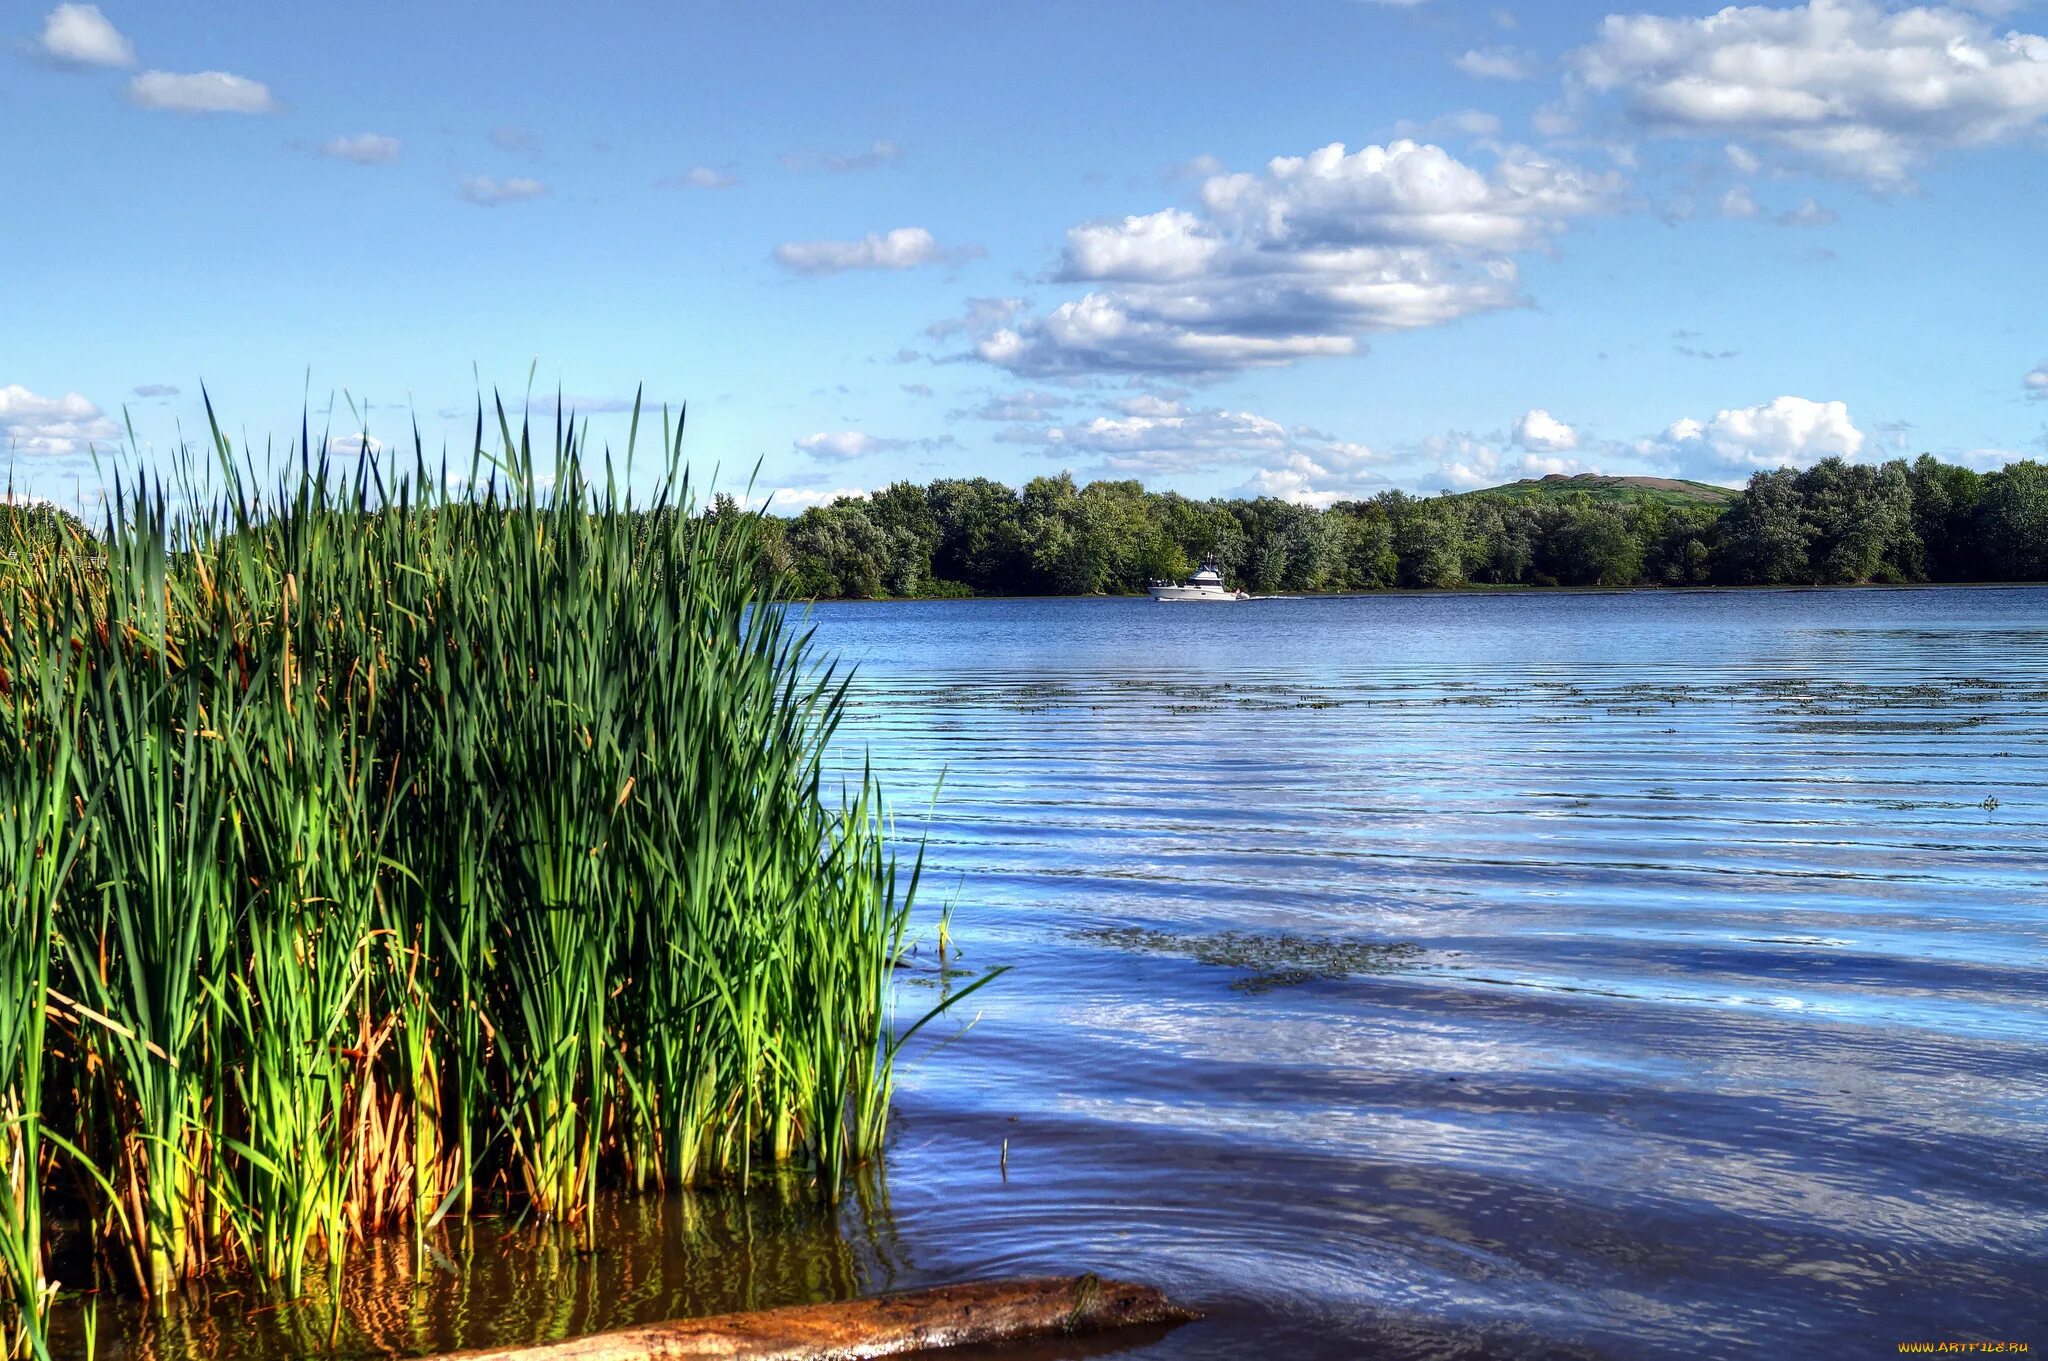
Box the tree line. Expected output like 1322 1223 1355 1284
729 455 2046 599
9 451 2044 599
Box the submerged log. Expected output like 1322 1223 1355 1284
426 1275 1196 1360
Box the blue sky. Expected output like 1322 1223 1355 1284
5 0 2047 512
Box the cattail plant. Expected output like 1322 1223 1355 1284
0 393 996 1339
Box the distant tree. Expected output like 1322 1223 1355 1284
1717 470 1812 584
1906 454 1985 581
1541 502 1646 587
1391 497 1466 589
928 477 1025 592
1974 459 2048 581
1644 504 1720 585
1798 457 1920 583
785 501 889 598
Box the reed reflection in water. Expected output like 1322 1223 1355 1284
60 1169 905 1360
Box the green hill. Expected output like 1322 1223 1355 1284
1455 473 1737 509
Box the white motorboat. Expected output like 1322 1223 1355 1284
1148 559 1249 602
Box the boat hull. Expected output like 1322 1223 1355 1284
1148 586 1245 602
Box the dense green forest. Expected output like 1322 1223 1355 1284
736 455 2046 599
9 452 2044 600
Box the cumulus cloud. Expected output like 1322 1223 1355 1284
965 139 1621 378
1427 434 1508 489
321 133 401 164
127 70 277 114
992 396 1386 504
1513 408 1579 451
2026 360 2048 398
667 166 738 189
795 431 886 462
773 227 963 277
37 3 133 66
459 174 548 206
1455 46 1536 80
927 297 1026 340
1721 185 1759 219
780 140 900 174
1421 432 1594 490
791 430 955 462
1656 395 1863 471
0 385 123 456
1569 0 2048 187
1238 448 1392 508
747 486 874 515
1776 197 1838 227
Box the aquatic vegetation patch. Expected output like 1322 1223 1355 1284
0 397 989 1356
1076 927 1423 992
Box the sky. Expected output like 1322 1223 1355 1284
4 0 2047 513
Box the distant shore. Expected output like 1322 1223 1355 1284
802 578 2047 605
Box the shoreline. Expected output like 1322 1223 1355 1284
801 579 2048 605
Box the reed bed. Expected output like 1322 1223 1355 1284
0 399 974 1359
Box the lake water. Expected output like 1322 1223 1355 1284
79 586 2048 1359
810 587 2048 1360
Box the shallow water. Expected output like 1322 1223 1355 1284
78 587 2048 1358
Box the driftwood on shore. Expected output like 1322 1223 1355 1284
423 1275 1197 1361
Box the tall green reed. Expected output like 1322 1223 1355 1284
0 393 988 1329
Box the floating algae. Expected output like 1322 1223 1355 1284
1076 927 1423 992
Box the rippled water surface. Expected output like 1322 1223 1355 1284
818 588 2048 1360
83 587 2048 1359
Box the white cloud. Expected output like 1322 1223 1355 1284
747 486 873 515
1238 444 1390 506
1429 434 1506 489
969 139 1621 378
1455 46 1536 81
127 70 277 115
1419 431 1599 490
1061 210 1226 282
1656 395 1864 471
1513 408 1579 451
37 3 133 67
1947 447 2031 470
1776 196 1838 227
927 296 1026 340
993 396 1386 503
2026 360 2048 398
774 227 950 277
321 133 400 165
1027 402 1294 467
671 166 738 189
792 431 938 462
0 385 123 456
1570 0 2048 187
459 175 548 206
780 141 900 174
1721 185 1760 219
